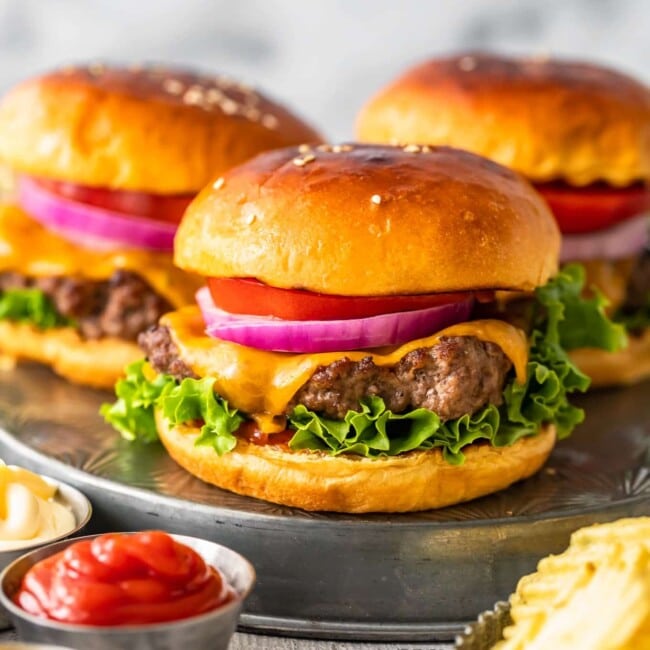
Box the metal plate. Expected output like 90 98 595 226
0 362 648 642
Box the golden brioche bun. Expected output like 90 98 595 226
569 328 650 387
0 320 140 388
0 64 321 193
157 414 555 513
356 54 650 186
175 144 560 295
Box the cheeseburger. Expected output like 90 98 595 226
356 53 648 386
0 64 320 387
104 144 621 513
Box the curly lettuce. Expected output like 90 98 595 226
102 264 625 464
101 360 243 455
0 288 71 329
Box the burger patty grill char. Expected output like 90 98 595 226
0 270 171 341
139 325 513 421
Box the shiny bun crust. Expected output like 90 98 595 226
157 414 555 513
569 328 650 387
176 144 559 295
356 54 650 186
0 321 140 388
0 64 321 193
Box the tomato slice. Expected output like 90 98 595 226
33 178 194 224
535 182 650 234
207 277 478 321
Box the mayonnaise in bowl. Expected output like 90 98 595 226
0 462 76 551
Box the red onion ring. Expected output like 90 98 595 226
560 212 649 262
197 287 474 353
17 177 177 251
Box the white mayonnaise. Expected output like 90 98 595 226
0 462 76 551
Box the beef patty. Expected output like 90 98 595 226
0 270 171 341
139 325 513 421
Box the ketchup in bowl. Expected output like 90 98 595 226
14 531 235 626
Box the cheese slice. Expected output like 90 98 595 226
163 307 529 424
0 203 199 308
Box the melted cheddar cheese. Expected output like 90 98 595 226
0 203 199 308
163 307 529 428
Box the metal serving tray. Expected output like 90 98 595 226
0 363 648 642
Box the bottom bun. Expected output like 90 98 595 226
569 328 650 388
0 320 140 388
157 413 556 513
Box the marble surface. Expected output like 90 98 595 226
0 0 646 139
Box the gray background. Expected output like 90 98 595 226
0 0 647 140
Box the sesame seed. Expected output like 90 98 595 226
243 106 261 121
339 144 353 152
244 213 256 225
212 177 225 190
261 114 279 129
183 88 203 105
220 98 239 115
421 145 432 153
293 153 315 167
317 144 333 152
298 144 312 153
403 144 420 153
163 79 184 95
371 194 382 205
205 88 224 103
332 144 353 153
458 56 477 71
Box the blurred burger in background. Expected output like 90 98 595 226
0 63 321 387
103 144 621 513
356 53 649 386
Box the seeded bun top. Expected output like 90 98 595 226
175 144 560 295
356 54 650 186
0 64 322 194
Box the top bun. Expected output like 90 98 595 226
175 144 559 295
356 54 650 186
0 64 321 194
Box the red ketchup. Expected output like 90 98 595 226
15 531 234 625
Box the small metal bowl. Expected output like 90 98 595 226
0 533 256 650
0 479 91 630
455 601 511 649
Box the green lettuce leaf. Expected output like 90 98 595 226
159 377 244 455
534 264 627 352
0 288 71 329
102 360 244 455
100 360 176 443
